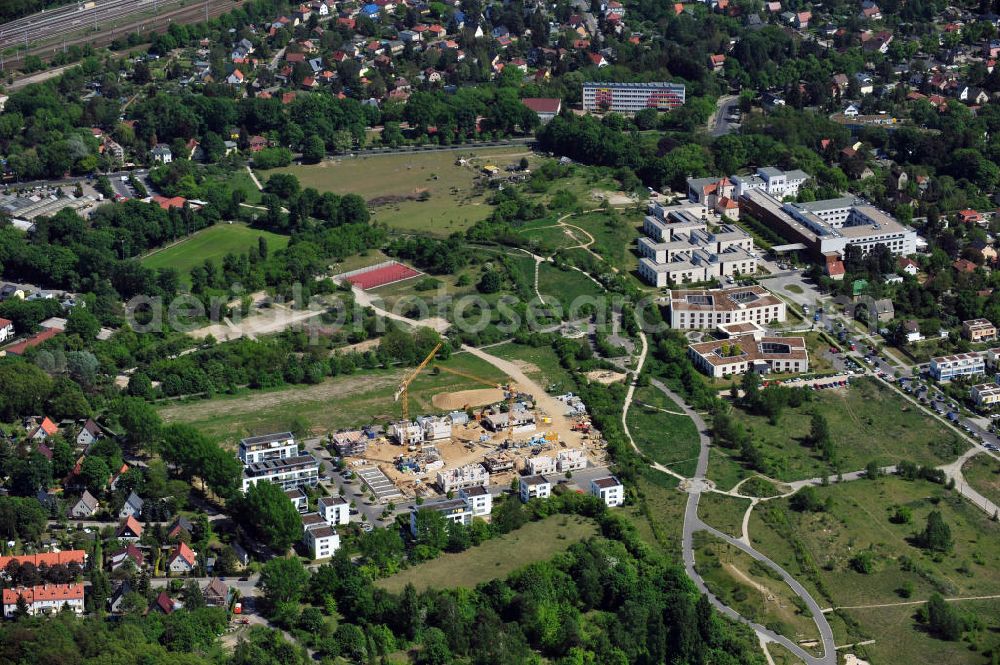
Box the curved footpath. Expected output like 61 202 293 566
650 379 838 665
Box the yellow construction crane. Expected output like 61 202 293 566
394 342 443 422
434 365 518 439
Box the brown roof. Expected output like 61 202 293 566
689 334 807 367
521 98 561 114
591 476 621 489
669 286 782 313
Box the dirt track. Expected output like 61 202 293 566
431 388 505 411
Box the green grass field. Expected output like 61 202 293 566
626 466 686 559
156 352 508 444
697 492 751 539
141 224 289 285
488 342 579 394
748 476 1000 665
270 147 534 236
561 210 642 272
723 377 967 483
537 263 606 313
963 454 1000 508
694 532 821 651
376 514 599 593
707 448 751 492
628 385 701 477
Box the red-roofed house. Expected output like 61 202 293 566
521 97 562 123
0 317 12 343
4 327 60 356
109 543 145 571
28 417 58 441
673 2 684 14
249 136 268 152
898 257 919 275
0 550 86 572
588 52 608 67
958 209 983 224
826 255 846 281
167 542 197 574
709 54 726 72
151 195 187 211
117 515 143 542
150 591 177 615
954 258 978 273
2 584 85 616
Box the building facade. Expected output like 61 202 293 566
963 319 998 343
971 383 1000 408
241 454 320 492
667 285 786 329
688 334 809 378
238 432 297 465
582 81 686 113
519 475 552 502
459 485 493 517
590 477 624 507
2 584 85 617
929 353 986 381
638 203 757 287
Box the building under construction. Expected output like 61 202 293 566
332 430 368 457
436 463 490 493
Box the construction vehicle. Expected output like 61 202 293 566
394 342 443 421
435 364 518 439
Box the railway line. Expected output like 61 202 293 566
0 0 241 70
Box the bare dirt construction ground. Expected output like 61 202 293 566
591 190 637 206
586 370 627 385
432 388 505 410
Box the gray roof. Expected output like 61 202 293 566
124 491 144 512
76 490 99 511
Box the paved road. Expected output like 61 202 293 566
149 574 260 594
708 95 739 137
649 379 838 665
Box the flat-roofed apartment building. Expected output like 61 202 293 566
929 352 986 381
667 285 786 329
688 166 810 214
582 81 686 113
238 432 297 465
688 334 808 378
739 189 917 258
971 383 1000 408
241 454 320 492
638 203 757 287
963 318 998 343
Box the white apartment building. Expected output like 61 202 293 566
638 203 757 287
317 495 350 525
688 334 809 378
3 584 85 617
241 454 321 492
410 498 474 536
389 421 424 445
590 476 624 507
688 166 809 204
459 485 493 517
519 475 552 502
302 515 340 560
238 432 297 465
436 464 490 493
667 285 786 330
582 81 686 113
929 353 986 382
971 383 1000 408
285 487 308 513
417 415 452 441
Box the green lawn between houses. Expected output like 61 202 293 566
376 514 599 593
141 223 289 286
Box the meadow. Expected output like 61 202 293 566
376 514 598 593
141 223 289 285
270 147 534 236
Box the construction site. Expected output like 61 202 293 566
327 343 608 502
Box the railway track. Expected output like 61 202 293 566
0 0 242 70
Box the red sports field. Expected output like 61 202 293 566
346 262 422 289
